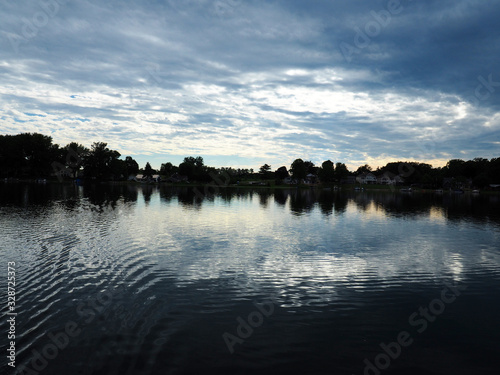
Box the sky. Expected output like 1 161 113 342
1 0 500 171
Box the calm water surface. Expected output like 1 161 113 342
1 183 500 375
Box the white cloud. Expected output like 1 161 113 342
1 0 499 169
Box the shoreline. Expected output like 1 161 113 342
2 179 499 194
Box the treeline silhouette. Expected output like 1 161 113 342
1 132 499 188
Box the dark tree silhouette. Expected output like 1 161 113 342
144 162 153 177
179 161 195 180
0 133 57 178
319 160 335 183
1 132 499 187
160 162 176 176
303 161 316 175
275 166 289 180
63 142 88 178
125 156 139 176
335 162 349 181
183 156 204 168
259 164 271 174
83 142 121 180
259 164 273 179
290 159 307 181
355 164 372 174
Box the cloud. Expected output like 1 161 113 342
0 0 499 169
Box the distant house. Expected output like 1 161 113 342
393 175 405 185
442 177 453 189
377 171 395 185
356 172 377 184
283 176 298 185
53 168 72 179
130 174 161 183
304 173 318 184
376 171 404 185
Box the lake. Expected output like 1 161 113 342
1 183 500 375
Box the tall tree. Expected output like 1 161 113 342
290 159 307 181
63 142 88 178
319 160 335 183
355 164 372 174
259 164 271 174
0 134 23 177
303 161 317 175
20 133 58 177
275 166 289 180
144 162 153 177
160 162 176 176
259 164 273 179
335 162 349 181
125 156 139 176
109 159 127 180
444 159 465 177
489 157 500 183
183 156 204 168
179 156 209 181
179 161 195 180
83 142 121 180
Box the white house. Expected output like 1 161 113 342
377 171 396 185
356 172 377 184
375 172 405 185
393 175 405 185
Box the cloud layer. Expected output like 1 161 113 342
1 0 499 169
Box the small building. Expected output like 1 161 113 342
53 168 72 179
356 172 377 184
443 177 454 189
377 172 394 185
376 171 404 185
393 175 405 185
304 173 318 184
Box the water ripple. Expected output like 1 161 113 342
2 186 500 374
